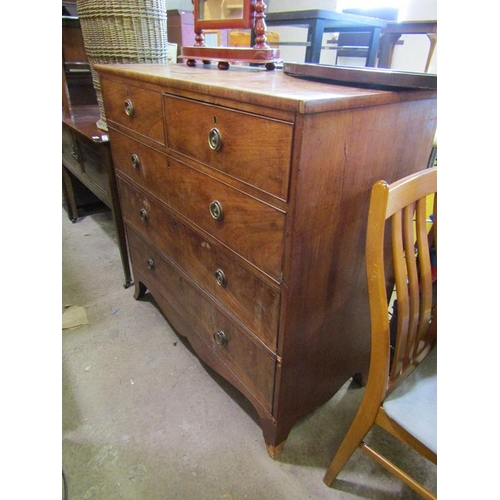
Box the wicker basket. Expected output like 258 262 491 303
76 0 169 131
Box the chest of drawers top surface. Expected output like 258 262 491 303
94 63 435 114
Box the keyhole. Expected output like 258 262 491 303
213 116 217 124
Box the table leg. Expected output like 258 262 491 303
365 27 381 67
62 165 79 223
306 19 326 64
378 33 401 68
425 33 437 72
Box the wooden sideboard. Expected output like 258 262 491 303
96 63 436 456
62 106 132 288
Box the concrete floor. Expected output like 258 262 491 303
62 205 437 500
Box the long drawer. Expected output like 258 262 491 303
163 94 293 201
119 178 280 351
111 131 286 281
127 227 276 412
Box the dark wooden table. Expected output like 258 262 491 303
62 105 132 288
259 9 388 66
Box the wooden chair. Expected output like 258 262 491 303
324 167 437 499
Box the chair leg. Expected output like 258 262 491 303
323 410 375 486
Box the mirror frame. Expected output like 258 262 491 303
194 0 254 30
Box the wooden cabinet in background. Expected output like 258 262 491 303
62 8 97 112
167 10 196 59
62 1 131 288
96 63 436 456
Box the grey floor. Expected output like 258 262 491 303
62 205 437 500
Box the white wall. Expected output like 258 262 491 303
268 0 337 12
165 0 193 11
267 0 339 64
391 0 437 73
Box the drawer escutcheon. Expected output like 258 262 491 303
208 127 223 151
214 268 227 287
214 330 228 346
209 200 224 221
131 153 141 169
124 99 134 117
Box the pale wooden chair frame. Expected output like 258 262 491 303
323 167 437 499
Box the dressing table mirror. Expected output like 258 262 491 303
181 0 280 70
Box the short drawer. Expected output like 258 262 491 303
119 178 280 351
128 228 275 412
100 77 165 145
111 132 285 281
164 94 293 200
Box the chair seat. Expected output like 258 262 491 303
383 347 437 454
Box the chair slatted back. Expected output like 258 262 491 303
366 167 437 395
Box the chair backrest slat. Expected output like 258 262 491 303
415 197 434 354
402 203 420 366
390 210 409 379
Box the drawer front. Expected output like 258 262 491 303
77 137 109 196
62 125 80 171
119 178 280 351
100 77 165 145
128 228 275 411
111 132 285 281
164 95 293 200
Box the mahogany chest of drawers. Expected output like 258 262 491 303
96 63 436 456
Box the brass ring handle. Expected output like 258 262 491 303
147 258 154 270
214 330 228 346
131 154 141 169
208 128 223 151
209 200 224 221
124 99 134 117
214 269 227 287
140 208 148 222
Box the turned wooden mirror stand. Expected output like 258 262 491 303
180 0 280 70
